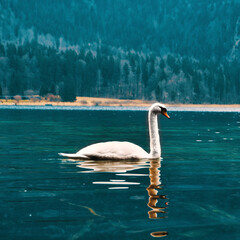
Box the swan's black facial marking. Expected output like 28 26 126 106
160 107 170 119
159 106 167 112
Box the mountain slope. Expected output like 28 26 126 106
0 0 240 103
1 0 240 59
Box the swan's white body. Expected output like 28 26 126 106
59 103 169 160
60 141 149 159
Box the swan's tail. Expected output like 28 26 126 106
58 153 88 159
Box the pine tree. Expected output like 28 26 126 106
60 80 76 102
123 62 130 83
129 53 136 72
142 61 148 86
0 43 5 56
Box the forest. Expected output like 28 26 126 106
0 0 240 103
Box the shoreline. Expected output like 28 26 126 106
0 96 240 108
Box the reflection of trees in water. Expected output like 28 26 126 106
147 159 168 238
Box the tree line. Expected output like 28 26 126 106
0 41 239 103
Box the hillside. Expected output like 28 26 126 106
0 0 240 103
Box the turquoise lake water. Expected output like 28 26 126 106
0 107 240 239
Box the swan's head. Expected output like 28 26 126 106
149 103 170 118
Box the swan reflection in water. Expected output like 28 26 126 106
147 159 168 238
62 157 168 238
75 158 148 173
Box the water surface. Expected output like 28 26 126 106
0 108 240 239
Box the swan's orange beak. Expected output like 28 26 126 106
162 111 170 119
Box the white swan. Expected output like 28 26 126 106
59 103 170 160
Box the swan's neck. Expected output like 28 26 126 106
148 111 161 158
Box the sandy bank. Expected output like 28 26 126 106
0 96 240 108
